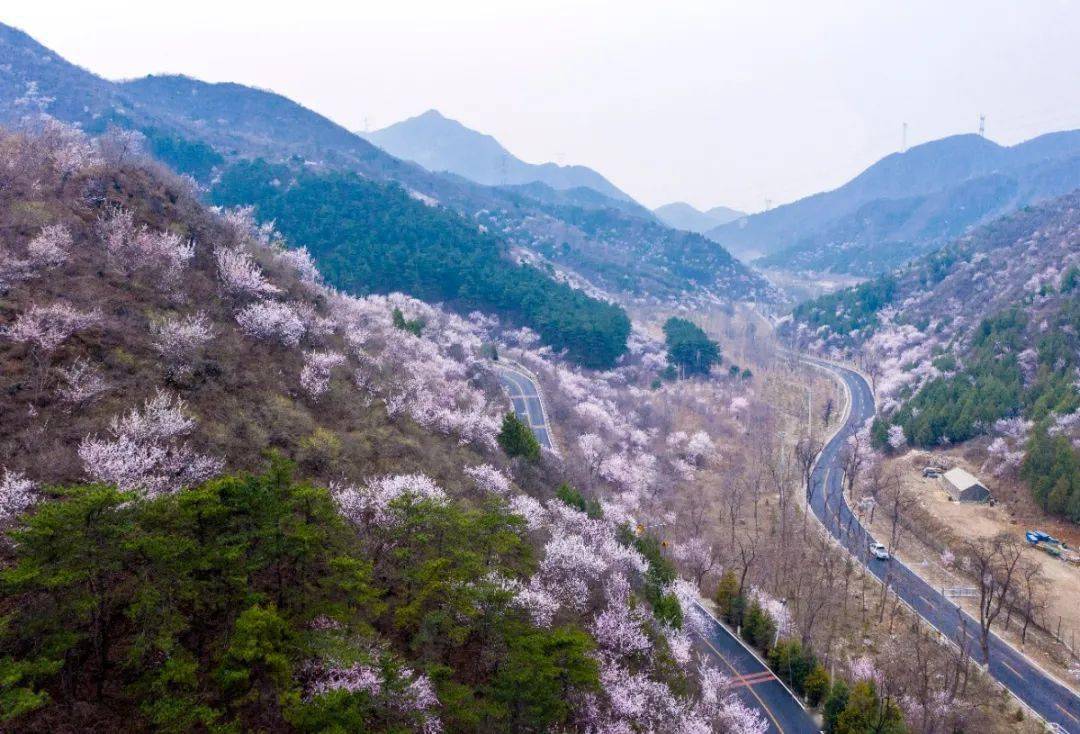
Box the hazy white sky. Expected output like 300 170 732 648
7 1 1080 211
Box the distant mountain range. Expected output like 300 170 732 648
653 202 744 233
0 22 777 306
708 131 1080 275
362 109 635 203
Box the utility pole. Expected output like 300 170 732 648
978 114 986 137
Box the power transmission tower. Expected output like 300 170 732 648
902 122 908 152
978 114 986 137
764 197 772 211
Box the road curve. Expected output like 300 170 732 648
495 364 554 450
691 602 819 733
495 362 813 730
805 356 1080 733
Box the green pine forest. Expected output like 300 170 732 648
210 161 631 369
873 290 1080 521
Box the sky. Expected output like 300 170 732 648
6 1 1080 212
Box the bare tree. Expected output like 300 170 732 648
961 533 1025 664
794 434 824 536
859 350 883 397
1012 558 1048 646
840 430 872 505
822 397 835 427
734 532 759 596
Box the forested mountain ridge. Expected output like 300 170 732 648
0 22 777 307
362 109 636 203
0 125 778 733
209 159 632 369
786 191 1080 521
709 130 1080 275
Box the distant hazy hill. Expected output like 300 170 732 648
363 109 635 202
0 22 778 306
708 132 1080 273
654 202 744 233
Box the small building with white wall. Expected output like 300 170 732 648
942 468 991 503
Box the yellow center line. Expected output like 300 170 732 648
694 630 786 734
919 595 935 609
1056 703 1080 724
1000 659 1020 677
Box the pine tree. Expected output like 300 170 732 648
497 412 541 461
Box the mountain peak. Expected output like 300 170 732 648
654 201 744 233
364 111 635 202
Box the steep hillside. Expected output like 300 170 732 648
362 109 634 202
786 192 1080 520
0 23 774 307
654 202 744 234
708 131 1080 274
0 126 776 733
209 160 631 369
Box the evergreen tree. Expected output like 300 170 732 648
714 570 739 621
804 664 830 707
497 412 541 461
662 317 721 376
823 680 850 732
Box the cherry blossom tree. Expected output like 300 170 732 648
214 245 281 298
27 223 71 268
673 536 720 586
235 300 306 347
463 463 512 496
305 661 442 734
331 474 447 531
3 302 99 395
887 424 908 451
78 391 224 498
0 469 36 525
275 246 321 287
55 357 109 406
299 350 346 400
96 208 194 282
151 312 214 380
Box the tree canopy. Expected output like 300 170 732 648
662 317 721 376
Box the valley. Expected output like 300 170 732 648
1 9 1079 734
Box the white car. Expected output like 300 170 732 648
868 542 890 561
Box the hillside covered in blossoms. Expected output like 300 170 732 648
0 123 794 733
785 192 1080 519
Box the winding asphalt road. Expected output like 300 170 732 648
691 602 819 733
496 364 816 731
495 365 553 450
806 356 1080 733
